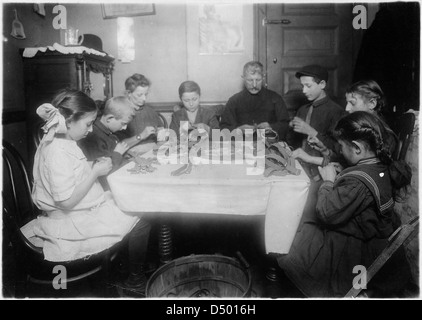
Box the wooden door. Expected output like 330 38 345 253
255 3 358 112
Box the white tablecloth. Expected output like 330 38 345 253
107 153 310 254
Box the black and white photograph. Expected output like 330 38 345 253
1 0 420 303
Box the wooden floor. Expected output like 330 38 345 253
2 214 306 299
2 214 418 299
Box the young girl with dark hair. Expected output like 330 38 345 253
277 111 412 297
25 89 151 295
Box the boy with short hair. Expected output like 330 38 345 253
79 96 153 172
289 64 346 180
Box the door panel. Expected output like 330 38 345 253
283 3 335 15
257 3 355 111
282 28 338 57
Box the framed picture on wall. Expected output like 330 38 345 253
101 3 156 19
199 3 244 55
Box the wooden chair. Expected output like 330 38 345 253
344 216 419 298
158 112 168 129
204 104 226 124
2 140 121 297
392 112 416 161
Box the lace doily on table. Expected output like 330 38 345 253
22 42 114 58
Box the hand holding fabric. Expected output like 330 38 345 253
114 141 130 155
292 148 313 163
195 123 210 134
140 126 157 140
92 157 112 177
257 122 271 130
290 116 317 137
237 124 255 132
318 163 337 182
307 136 330 157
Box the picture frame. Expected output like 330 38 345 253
197 3 244 55
101 3 156 19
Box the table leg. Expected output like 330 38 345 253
158 223 173 264
264 254 283 298
265 254 281 281
266 266 280 281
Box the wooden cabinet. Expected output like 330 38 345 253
22 50 114 119
22 50 114 160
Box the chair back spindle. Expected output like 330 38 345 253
2 140 37 225
393 112 416 161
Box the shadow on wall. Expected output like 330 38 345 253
282 90 309 120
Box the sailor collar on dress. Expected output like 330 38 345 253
356 157 380 165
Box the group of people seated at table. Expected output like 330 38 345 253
24 59 413 298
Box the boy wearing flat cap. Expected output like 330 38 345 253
289 64 346 181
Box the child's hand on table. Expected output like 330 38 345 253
257 122 271 130
292 148 312 163
92 157 112 177
195 123 210 134
114 141 130 154
140 126 157 140
156 127 168 142
237 124 255 132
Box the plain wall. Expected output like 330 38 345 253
65 3 253 103
2 2 253 163
3 3 59 112
2 3 59 164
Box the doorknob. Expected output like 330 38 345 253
262 18 292 26
273 58 277 64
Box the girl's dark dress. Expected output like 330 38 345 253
278 158 410 297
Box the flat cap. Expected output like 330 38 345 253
295 65 328 82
